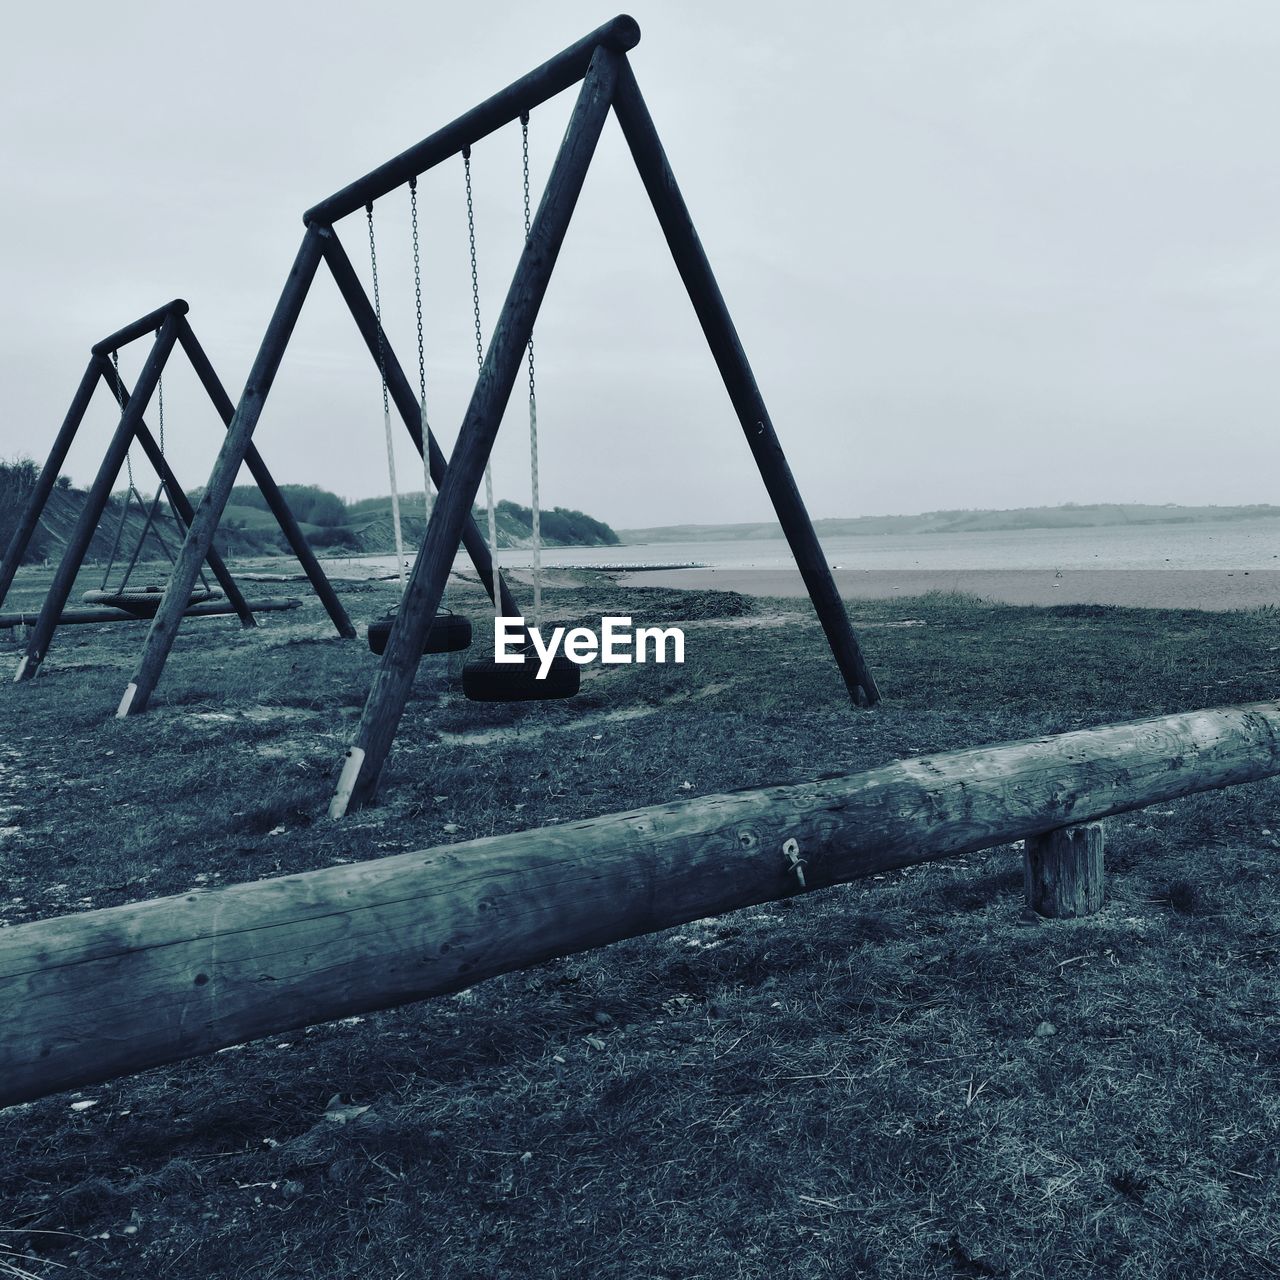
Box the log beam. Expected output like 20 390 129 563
3 700 1280 1107
0 597 301 630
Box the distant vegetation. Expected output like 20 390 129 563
493 499 620 547
4 465 620 565
217 485 348 528
0 459 46 561
620 503 1280 543
345 493 619 549
0 459 81 563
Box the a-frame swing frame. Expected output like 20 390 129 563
116 15 881 817
3 299 359 679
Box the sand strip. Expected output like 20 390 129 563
618 568 1280 611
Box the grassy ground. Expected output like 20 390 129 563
1 570 1278 1279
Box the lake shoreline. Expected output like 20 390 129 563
616 567 1280 611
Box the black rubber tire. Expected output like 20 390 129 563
462 652 581 702
81 586 221 615
367 610 473 656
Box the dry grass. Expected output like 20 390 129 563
0 572 1278 1277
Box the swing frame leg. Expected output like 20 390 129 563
330 46 622 816
16 315 183 682
611 61 879 707
119 227 330 715
0 359 99 610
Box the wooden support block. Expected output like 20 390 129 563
1023 821 1105 918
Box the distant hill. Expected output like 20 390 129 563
343 495 619 550
1 465 619 569
0 461 256 569
618 503 1280 544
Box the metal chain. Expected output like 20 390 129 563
156 362 166 460
522 114 537 403
409 178 435 527
463 147 485 372
521 111 542 628
366 201 407 585
465 145 503 620
155 355 169 532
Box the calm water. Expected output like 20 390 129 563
326 517 1280 577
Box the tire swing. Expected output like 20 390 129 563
82 354 221 617
462 115 579 704
363 195 472 659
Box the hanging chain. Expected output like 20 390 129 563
463 147 485 374
366 203 393 428
521 111 541 628
111 350 136 491
366 201 407 585
156 363 166 460
410 178 428 399
522 113 537 403
465 145 503 621
155 354 169 521
409 178 435 526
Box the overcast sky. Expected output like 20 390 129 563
3 0 1279 528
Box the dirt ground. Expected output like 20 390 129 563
1 565 1278 1278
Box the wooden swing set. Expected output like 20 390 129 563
24 16 880 815
0 301 315 650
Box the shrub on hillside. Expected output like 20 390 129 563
0 458 56 563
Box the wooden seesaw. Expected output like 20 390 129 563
0 596 302 633
0 593 300 629
2 699 1279 1108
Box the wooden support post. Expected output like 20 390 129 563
0 358 99 608
14 316 181 682
5 699 1280 1107
611 60 879 707
174 318 357 639
98 361 258 628
1024 822 1105 918
329 46 621 817
320 232 522 617
119 225 329 716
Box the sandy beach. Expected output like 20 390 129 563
618 567 1280 611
